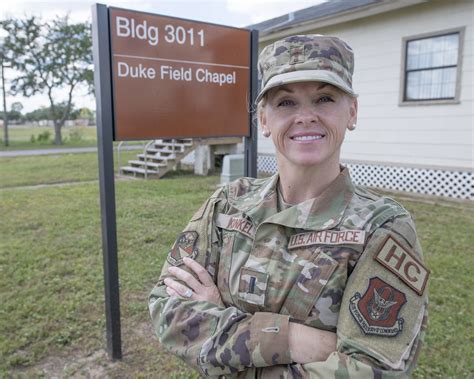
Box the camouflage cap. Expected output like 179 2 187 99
257 34 357 102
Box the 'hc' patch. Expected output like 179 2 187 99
167 231 198 266
374 236 430 296
349 277 406 337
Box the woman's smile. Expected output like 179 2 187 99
289 131 325 142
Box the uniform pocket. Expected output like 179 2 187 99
283 249 338 320
237 267 269 312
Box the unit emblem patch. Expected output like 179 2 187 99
167 231 198 265
349 277 406 337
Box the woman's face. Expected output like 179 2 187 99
259 81 358 170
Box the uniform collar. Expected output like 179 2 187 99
231 167 355 231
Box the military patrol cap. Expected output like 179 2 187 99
257 34 357 102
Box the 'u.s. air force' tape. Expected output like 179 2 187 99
288 229 366 249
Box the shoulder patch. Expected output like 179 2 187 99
167 231 199 265
349 277 406 337
374 236 429 296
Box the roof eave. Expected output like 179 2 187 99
258 0 427 42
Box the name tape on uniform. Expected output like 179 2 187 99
374 236 429 296
216 214 255 239
288 230 366 249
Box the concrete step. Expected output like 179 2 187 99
154 144 186 153
145 148 177 156
120 138 197 180
153 148 184 154
137 154 166 162
154 142 191 149
129 160 167 168
120 166 159 175
161 138 193 145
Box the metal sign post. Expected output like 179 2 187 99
244 30 259 178
92 2 258 360
92 3 122 360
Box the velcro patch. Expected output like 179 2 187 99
167 231 198 266
216 214 255 239
349 277 406 337
374 236 429 296
289 46 305 64
288 230 365 249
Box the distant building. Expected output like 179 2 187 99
251 0 473 200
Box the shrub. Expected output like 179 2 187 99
37 130 51 143
68 128 84 143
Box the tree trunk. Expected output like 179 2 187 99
54 122 62 145
1 61 9 147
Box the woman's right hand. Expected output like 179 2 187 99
164 256 224 307
288 322 337 363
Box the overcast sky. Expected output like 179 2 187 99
1 0 324 113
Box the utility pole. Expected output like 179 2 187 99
0 38 9 147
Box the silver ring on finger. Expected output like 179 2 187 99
183 288 193 298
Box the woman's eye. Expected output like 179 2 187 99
317 96 334 103
277 99 295 107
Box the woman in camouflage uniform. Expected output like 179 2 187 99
149 35 429 378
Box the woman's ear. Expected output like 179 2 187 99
349 98 358 126
258 105 270 137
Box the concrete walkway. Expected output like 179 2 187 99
0 145 143 157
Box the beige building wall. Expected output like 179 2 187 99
258 0 473 171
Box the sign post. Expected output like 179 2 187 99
92 4 122 360
92 3 258 360
245 30 259 178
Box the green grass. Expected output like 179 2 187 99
0 153 473 377
0 125 147 150
0 174 214 377
0 125 98 150
0 151 138 188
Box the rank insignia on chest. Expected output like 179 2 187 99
167 231 199 265
349 277 406 337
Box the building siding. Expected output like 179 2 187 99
257 0 473 171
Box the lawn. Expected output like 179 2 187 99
0 124 147 151
0 153 473 378
0 150 138 188
0 125 98 150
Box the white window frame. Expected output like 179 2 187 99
399 27 465 106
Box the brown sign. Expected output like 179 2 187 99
109 8 251 140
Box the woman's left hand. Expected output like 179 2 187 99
164 256 224 307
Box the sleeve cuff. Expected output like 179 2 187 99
250 312 292 367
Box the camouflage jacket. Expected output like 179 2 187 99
149 168 429 378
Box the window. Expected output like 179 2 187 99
401 28 464 103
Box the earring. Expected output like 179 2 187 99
262 130 271 137
348 123 357 131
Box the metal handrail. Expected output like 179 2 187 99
117 141 124 176
117 140 150 177
143 140 154 180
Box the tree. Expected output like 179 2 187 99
9 101 24 123
11 101 23 113
1 16 93 144
24 106 50 123
0 44 10 146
